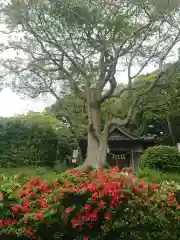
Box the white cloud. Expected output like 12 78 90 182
0 88 50 117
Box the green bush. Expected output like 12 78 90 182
0 118 58 167
0 114 74 168
0 168 180 240
139 145 180 172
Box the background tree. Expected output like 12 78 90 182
132 63 180 143
1 0 180 168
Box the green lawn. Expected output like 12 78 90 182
1 166 180 187
0 166 65 186
136 168 180 184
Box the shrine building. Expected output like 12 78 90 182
79 126 156 171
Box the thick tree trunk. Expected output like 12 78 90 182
83 103 110 168
85 104 101 166
97 125 109 168
86 130 100 166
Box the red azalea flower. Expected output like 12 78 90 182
75 188 80 192
104 225 109 231
88 223 92 228
40 199 48 208
88 184 96 192
176 203 180 209
91 192 98 199
0 220 4 227
65 207 71 213
83 237 89 240
139 180 145 188
83 204 91 211
104 214 112 220
167 194 176 203
4 220 11 226
88 210 98 222
12 206 19 214
98 200 105 208
12 219 17 225
64 183 69 188
151 183 159 190
21 205 31 213
110 167 119 173
23 214 28 224
34 212 44 221
28 191 35 196
72 219 79 228
54 196 61 201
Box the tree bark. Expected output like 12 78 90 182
97 125 109 168
86 130 100 166
84 103 101 167
83 103 110 168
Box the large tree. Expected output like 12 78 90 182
1 0 180 168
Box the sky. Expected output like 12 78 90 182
0 21 55 117
0 88 52 117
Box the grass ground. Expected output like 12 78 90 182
1 166 180 186
0 166 65 186
136 168 180 184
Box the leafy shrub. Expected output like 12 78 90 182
139 145 180 172
0 118 58 167
0 114 74 168
0 167 180 240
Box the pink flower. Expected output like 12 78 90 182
104 214 112 220
104 225 109 231
65 207 71 213
72 219 79 228
83 204 91 211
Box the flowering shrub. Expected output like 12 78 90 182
0 167 180 240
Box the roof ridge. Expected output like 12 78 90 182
109 126 139 140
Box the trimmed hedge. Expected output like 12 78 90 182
139 145 180 172
0 167 180 240
0 115 74 168
0 118 58 168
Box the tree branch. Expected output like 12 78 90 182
104 32 180 130
100 76 117 103
38 12 88 78
25 20 86 101
97 21 154 98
